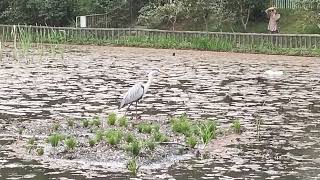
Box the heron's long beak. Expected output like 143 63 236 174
159 70 169 76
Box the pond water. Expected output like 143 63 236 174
0 45 319 179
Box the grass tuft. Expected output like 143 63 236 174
82 119 90 128
171 114 192 136
125 133 136 143
47 133 64 147
198 120 217 145
91 117 101 127
126 140 142 157
137 123 153 134
105 130 122 146
64 137 77 151
107 113 117 126
127 158 139 176
186 136 197 148
118 116 128 127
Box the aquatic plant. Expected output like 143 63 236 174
95 130 105 142
153 124 160 132
91 117 101 127
27 136 36 153
137 123 153 134
153 131 169 142
127 158 139 176
82 119 90 128
118 116 128 127
232 119 241 134
0 41 2 61
65 137 77 151
27 136 36 145
171 114 192 136
186 136 197 148
126 140 142 157
105 130 122 146
146 140 156 151
198 120 217 145
47 133 64 147
89 138 97 147
125 133 136 143
36 148 44 156
107 113 117 126
67 119 75 127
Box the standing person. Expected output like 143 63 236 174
266 7 280 33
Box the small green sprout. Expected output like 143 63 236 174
232 119 241 134
127 158 139 176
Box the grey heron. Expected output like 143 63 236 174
119 69 168 119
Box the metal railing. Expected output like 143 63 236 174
0 24 319 49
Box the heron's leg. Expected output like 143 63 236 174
135 101 138 120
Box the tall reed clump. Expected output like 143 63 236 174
0 41 2 61
18 26 32 58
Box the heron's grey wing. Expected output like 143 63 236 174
119 83 144 109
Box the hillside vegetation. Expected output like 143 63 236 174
0 0 319 34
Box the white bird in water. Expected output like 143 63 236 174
119 69 169 119
263 69 284 77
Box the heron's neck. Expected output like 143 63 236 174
144 76 153 93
